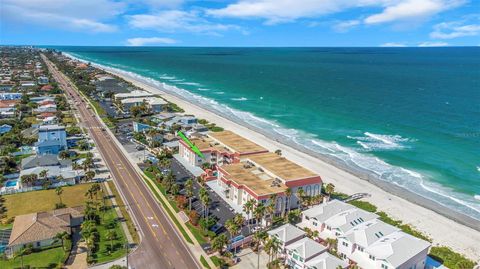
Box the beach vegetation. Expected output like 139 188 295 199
429 246 476 269
166 102 185 113
348 200 377 212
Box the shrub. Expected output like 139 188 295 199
348 200 377 212
175 195 187 209
429 246 476 269
189 210 199 226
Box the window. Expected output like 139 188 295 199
313 221 317 226
369 255 375 260
381 264 389 269
342 241 349 247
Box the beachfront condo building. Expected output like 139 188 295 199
216 152 323 217
299 200 431 269
178 130 269 168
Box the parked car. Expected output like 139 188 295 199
210 224 223 234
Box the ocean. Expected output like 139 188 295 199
50 46 480 220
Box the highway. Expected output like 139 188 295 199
42 55 201 269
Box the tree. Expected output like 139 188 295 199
285 187 292 219
254 202 266 230
243 199 255 233
225 218 239 253
274 149 282 156
265 237 281 266
253 230 267 269
20 173 37 187
14 245 32 269
55 186 64 205
324 183 335 200
296 187 305 210
59 150 70 159
185 178 194 211
170 183 180 196
106 229 117 253
85 170 96 182
211 233 228 255
267 194 277 228
39 169 49 184
55 231 69 251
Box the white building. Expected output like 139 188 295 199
337 219 430 269
114 90 154 101
268 223 306 253
300 200 431 269
121 96 167 113
300 199 378 239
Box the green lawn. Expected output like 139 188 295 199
186 223 208 245
91 207 128 264
107 181 140 244
0 246 65 269
200 255 211 269
3 183 93 218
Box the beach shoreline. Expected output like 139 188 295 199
67 54 480 260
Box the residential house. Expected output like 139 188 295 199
7 206 84 256
304 252 348 269
37 76 49 85
300 199 378 240
0 124 12 134
337 219 430 269
268 223 306 253
285 237 327 269
36 124 67 155
0 92 22 100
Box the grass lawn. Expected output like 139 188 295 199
3 183 93 218
107 181 140 244
200 255 211 269
186 223 208 245
91 206 127 264
62 117 77 125
0 246 65 269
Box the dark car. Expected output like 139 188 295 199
210 224 223 234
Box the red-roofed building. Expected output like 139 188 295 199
40 85 54 91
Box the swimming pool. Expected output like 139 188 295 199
5 180 18 188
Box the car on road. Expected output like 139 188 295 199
136 145 145 150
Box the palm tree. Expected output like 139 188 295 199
170 183 180 196
254 202 266 230
55 186 63 205
59 150 70 159
265 237 281 266
85 170 96 182
55 231 69 251
267 194 277 227
185 179 194 211
56 175 64 184
296 187 305 210
14 245 32 269
285 187 292 218
106 229 117 252
324 183 335 200
243 199 254 233
225 219 239 253
39 169 49 188
211 233 228 255
253 230 267 269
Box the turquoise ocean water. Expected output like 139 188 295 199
51 47 480 220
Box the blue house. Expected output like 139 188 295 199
133 121 152 133
0 124 12 134
36 124 67 155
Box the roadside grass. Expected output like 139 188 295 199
107 180 140 244
200 255 211 269
3 183 93 218
142 175 193 244
14 153 33 163
91 205 127 264
211 256 223 267
0 246 65 269
186 223 208 245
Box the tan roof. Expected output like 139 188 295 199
222 162 288 196
8 207 84 247
190 136 233 154
248 152 318 181
209 131 267 154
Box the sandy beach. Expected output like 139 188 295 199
83 60 480 260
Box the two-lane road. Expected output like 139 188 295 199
43 55 200 269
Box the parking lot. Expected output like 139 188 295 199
170 158 250 237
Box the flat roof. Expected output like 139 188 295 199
209 131 267 154
248 152 318 181
222 162 288 196
190 136 233 154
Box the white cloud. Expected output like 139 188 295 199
333 20 360 32
418 41 449 46
1 0 124 33
430 21 480 39
127 10 243 34
380 42 407 47
207 0 464 26
126 37 177 46
364 0 463 25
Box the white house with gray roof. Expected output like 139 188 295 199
300 199 378 239
268 223 306 252
304 252 348 269
337 219 430 269
285 237 328 269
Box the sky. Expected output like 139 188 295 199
1 0 479 47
